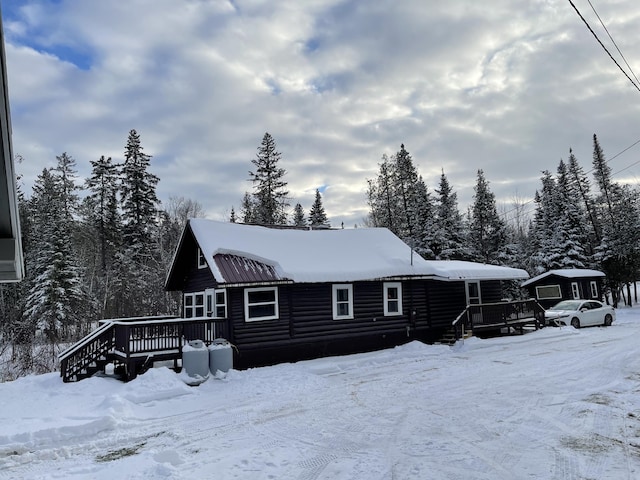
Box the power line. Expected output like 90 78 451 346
567 0 640 93
586 0 640 87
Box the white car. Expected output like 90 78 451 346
545 299 615 328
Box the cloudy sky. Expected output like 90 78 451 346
2 0 640 228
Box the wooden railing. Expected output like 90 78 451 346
452 299 545 341
59 316 228 382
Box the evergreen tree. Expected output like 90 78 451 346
567 148 600 253
120 129 160 248
468 169 506 264
366 154 398 233
248 132 289 225
430 170 466 259
292 203 306 227
53 152 79 221
240 192 255 223
308 189 330 227
85 155 121 273
24 168 87 342
366 145 429 251
591 134 640 305
229 207 237 223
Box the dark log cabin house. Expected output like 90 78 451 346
521 269 606 309
165 219 530 368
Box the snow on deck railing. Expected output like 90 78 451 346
59 316 182 361
58 320 115 361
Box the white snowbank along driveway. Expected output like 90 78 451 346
2 308 640 479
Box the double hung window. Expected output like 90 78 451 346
332 284 353 320
384 282 402 316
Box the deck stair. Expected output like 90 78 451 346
59 316 227 382
437 328 472 346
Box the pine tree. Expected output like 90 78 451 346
85 155 121 272
393 144 421 240
53 152 79 221
468 169 506 264
591 134 640 305
430 170 466 259
120 129 160 249
24 168 87 342
292 203 306 227
366 154 398 233
230 207 237 223
240 192 255 223
249 132 289 225
308 189 330 227
567 148 600 252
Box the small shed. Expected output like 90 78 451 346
521 269 605 309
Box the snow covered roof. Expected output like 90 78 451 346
184 219 529 285
521 269 605 287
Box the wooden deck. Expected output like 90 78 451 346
59 316 228 382
451 299 546 341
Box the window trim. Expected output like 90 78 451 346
206 288 227 319
332 284 354 320
197 247 207 269
590 281 598 298
535 284 562 300
184 291 205 318
383 282 403 316
466 281 481 305
571 282 580 300
244 287 279 322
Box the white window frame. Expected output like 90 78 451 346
332 284 354 320
590 281 598 298
571 282 580 300
383 282 403 316
535 285 562 300
244 287 279 322
197 247 207 269
466 281 481 305
184 291 205 318
206 288 227 319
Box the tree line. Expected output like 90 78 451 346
366 135 640 307
0 130 204 379
1 130 637 379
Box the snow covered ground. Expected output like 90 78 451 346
2 308 640 479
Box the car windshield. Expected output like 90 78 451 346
550 300 582 311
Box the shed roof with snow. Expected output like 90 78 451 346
521 269 605 287
166 219 529 288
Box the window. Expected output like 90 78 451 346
197 247 207 269
571 282 580 300
184 292 205 318
590 281 598 298
535 285 561 300
384 282 403 316
206 288 227 318
244 287 279 322
332 284 353 320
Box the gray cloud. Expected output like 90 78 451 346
4 0 640 228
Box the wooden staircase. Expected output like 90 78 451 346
58 321 117 382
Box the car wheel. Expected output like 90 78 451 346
604 314 613 326
571 318 580 329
